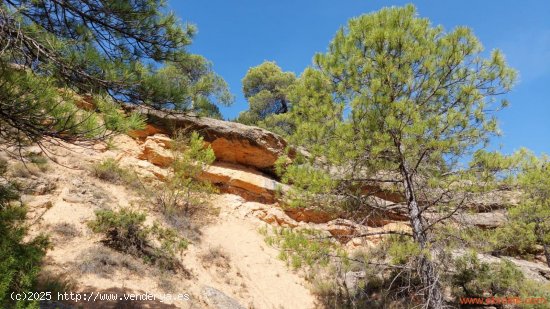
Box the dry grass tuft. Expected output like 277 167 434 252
199 246 231 269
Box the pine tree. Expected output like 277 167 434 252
0 0 232 150
280 5 516 308
236 61 295 130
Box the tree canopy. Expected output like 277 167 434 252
236 61 295 127
0 0 232 149
279 5 516 307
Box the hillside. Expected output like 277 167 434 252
2 111 549 308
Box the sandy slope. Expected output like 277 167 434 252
8 137 316 309
189 213 316 309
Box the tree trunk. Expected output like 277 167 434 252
280 99 288 113
401 164 444 309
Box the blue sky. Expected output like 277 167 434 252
170 0 550 155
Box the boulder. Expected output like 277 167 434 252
137 134 173 167
199 162 286 203
125 105 287 173
201 286 245 309
145 134 173 149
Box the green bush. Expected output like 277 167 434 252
88 208 188 272
269 228 345 269
88 208 149 254
91 158 141 189
451 252 524 298
154 130 216 214
27 154 49 172
0 160 49 308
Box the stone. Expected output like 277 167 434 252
22 177 57 195
361 222 412 245
21 145 44 157
467 189 522 211
130 158 169 180
63 194 82 204
201 285 245 309
146 134 173 149
199 162 285 203
472 253 550 283
137 134 174 167
92 143 108 152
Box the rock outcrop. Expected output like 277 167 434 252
453 211 507 229
199 162 287 203
127 106 287 173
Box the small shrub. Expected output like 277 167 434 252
91 158 141 189
0 206 49 308
451 252 524 298
105 137 117 150
28 154 49 172
387 235 421 265
52 222 82 240
265 228 412 308
199 246 231 269
77 246 142 277
519 280 550 309
146 130 218 243
149 222 189 270
88 208 188 272
0 182 20 208
10 162 41 177
88 208 149 254
1 159 49 308
268 228 345 269
154 130 216 214
157 276 180 293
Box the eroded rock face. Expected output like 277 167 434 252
453 211 507 229
199 162 286 203
284 208 335 224
127 106 287 173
